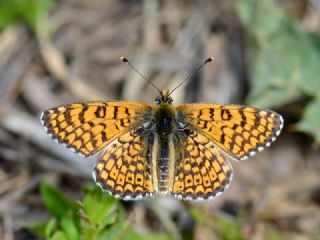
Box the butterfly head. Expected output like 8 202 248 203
155 89 173 105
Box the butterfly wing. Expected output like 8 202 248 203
41 102 152 157
93 128 156 199
176 104 284 160
170 128 232 200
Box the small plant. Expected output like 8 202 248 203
27 183 170 240
0 0 53 31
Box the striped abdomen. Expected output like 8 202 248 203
153 102 175 194
157 137 170 194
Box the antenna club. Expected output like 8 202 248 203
120 56 161 94
120 56 128 63
205 57 214 63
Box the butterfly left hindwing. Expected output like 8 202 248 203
93 128 156 200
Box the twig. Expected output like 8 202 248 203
0 27 37 102
3 212 13 240
36 13 107 101
0 170 29 195
0 174 49 213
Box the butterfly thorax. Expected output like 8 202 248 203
153 89 175 138
154 103 174 138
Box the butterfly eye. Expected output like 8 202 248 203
135 127 144 136
168 96 173 104
155 96 162 104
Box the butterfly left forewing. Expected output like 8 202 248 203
176 104 284 160
41 102 152 157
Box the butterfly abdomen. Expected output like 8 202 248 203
157 138 170 193
154 104 175 194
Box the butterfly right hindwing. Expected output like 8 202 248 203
169 125 233 200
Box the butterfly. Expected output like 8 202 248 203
41 57 284 201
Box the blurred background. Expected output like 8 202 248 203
0 0 320 239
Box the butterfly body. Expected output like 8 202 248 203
41 89 283 201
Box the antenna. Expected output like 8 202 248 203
121 56 161 94
169 57 214 96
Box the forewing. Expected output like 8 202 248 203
41 102 151 157
170 128 232 200
93 128 155 200
176 104 284 160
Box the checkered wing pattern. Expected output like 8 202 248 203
41 102 151 157
176 104 284 160
93 129 155 199
170 128 232 200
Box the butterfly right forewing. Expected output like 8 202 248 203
176 104 284 160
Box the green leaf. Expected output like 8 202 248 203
80 186 120 240
45 218 58 238
60 216 79 240
237 0 285 36
122 227 172 240
40 183 79 219
99 223 171 240
81 186 118 228
50 231 68 240
25 222 48 238
188 206 206 225
98 221 129 240
297 96 320 143
0 0 54 31
238 0 320 108
30 184 171 240
215 215 245 240
22 0 53 31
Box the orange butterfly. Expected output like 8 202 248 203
41 57 283 200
